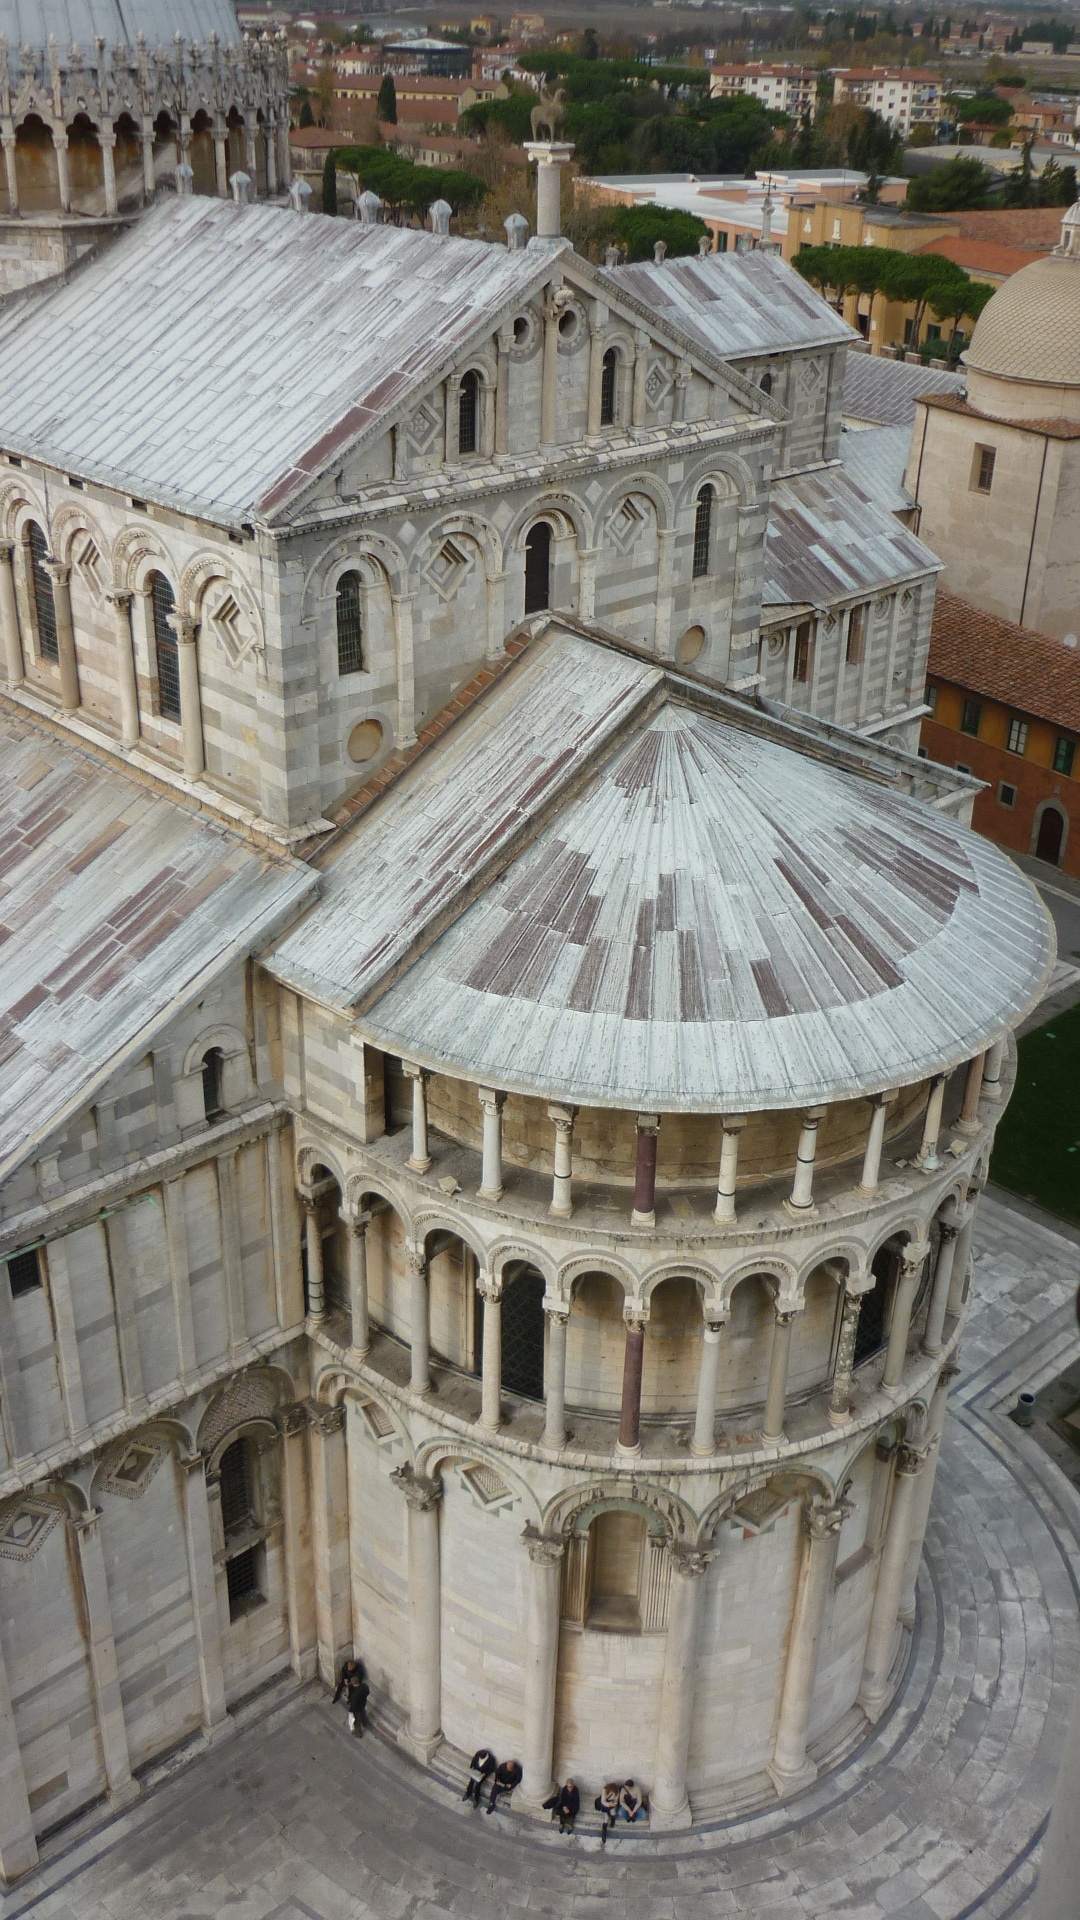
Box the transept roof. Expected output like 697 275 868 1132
606 249 855 361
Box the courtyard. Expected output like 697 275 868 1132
1 1190 1077 1920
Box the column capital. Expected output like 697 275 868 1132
937 1221 959 1244
392 1463 442 1511
720 1112 749 1134
545 1303 570 1327
477 1268 502 1304
402 1060 430 1084
477 1085 506 1114
405 1242 427 1278
275 1401 310 1439
703 1317 726 1338
42 557 70 587
623 1304 648 1331
801 1104 827 1125
340 1205 372 1232
70 1504 102 1537
895 1441 929 1477
774 1306 798 1328
546 1102 577 1130
901 1240 931 1274
868 1087 899 1108
166 612 198 646
668 1541 712 1578
805 1495 853 1540
0 539 14 564
522 1522 565 1566
308 1400 345 1437
105 587 133 612
636 1111 661 1135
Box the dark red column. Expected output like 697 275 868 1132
618 1317 646 1453
631 1115 660 1226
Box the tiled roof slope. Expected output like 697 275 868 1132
929 589 1080 733
920 235 1047 277
842 349 965 426
0 200 558 525
763 461 937 606
3 0 243 50
948 207 1065 249
0 709 314 1184
607 248 855 359
837 423 914 518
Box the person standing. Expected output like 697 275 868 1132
463 1748 496 1807
487 1757 523 1813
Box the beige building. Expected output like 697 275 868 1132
709 64 819 123
906 204 1080 641
831 67 945 137
0 149 1054 1879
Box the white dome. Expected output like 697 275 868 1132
964 251 1080 387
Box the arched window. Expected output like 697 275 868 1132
149 571 180 720
201 1046 225 1121
500 1265 546 1400
218 1438 264 1620
458 368 480 456
335 570 363 675
27 523 58 662
854 1244 896 1366
600 346 618 426
524 520 552 614
760 369 773 396
692 485 714 579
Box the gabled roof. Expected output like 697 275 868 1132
607 249 856 360
0 200 562 525
267 622 1051 1112
763 461 937 607
842 348 965 427
0 709 314 1185
2 0 243 52
837 423 915 518
929 589 1080 733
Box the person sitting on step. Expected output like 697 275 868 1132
543 1779 580 1834
618 1779 645 1823
594 1781 621 1844
487 1757 523 1813
464 1748 496 1808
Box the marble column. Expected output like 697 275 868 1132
407 1245 430 1393
303 1196 324 1320
100 129 118 215
518 1524 565 1811
786 1107 826 1216
479 1272 502 1430
540 294 559 447
859 1442 925 1719
922 1222 958 1357
651 1543 711 1829
0 1623 36 1883
107 589 139 747
477 1087 505 1201
494 322 512 454
631 1114 660 1227
170 616 204 781
543 1306 569 1448
917 1073 946 1170
882 1243 928 1389
393 1466 443 1763
761 1307 797 1444
828 1289 863 1427
691 1320 724 1456
631 326 649 427
1 134 18 216
404 1064 431 1174
213 127 228 196
769 1498 850 1793
140 125 155 198
180 1453 229 1736
265 122 278 193
54 130 71 211
956 1051 986 1133
858 1090 895 1194
617 1310 647 1456
44 560 80 710
899 1366 956 1624
547 1104 576 1218
947 1203 976 1318
71 1509 138 1806
712 1116 747 1224
345 1210 371 1356
277 1404 317 1681
981 1037 1006 1103
309 1402 351 1687
0 542 23 685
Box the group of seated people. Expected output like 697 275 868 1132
543 1777 646 1838
463 1748 523 1813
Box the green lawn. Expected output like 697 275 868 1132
990 1003 1080 1226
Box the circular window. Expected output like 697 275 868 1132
347 718 384 764
558 307 578 340
677 626 706 666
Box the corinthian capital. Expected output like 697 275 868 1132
392 1463 442 1511
522 1522 565 1566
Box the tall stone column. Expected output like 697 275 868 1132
917 1073 946 1169
477 1087 505 1201
543 1307 569 1447
479 1272 502 1430
277 1405 317 1682
548 1104 576 1218
345 1210 371 1356
169 616 204 781
859 1442 925 1719
540 293 560 448
0 542 23 685
309 1403 351 1687
518 1525 565 1811
858 1090 895 1194
631 326 649 427
882 1242 929 1388
100 129 118 215
691 1320 724 1456
899 1365 957 1624
631 1114 660 1227
923 1221 958 1356
43 560 80 710
106 590 139 746
302 1196 324 1320
768 1499 850 1793
762 1307 797 1444
140 124 155 197
0 1625 37 1884
617 1309 647 1456
54 130 71 211
180 1453 229 1737
956 1051 986 1133
213 126 229 196
981 1037 1006 1103
651 1544 711 1828
404 1064 431 1173
712 1116 747 1224
392 1466 443 1763
71 1509 138 1807
828 1289 863 1426
265 122 278 193
1 134 19 216
786 1107 826 1216
406 1245 430 1393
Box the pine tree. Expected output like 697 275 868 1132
377 74 398 125
322 148 337 215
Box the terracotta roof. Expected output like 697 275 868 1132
929 589 1080 732
919 235 1048 277
920 390 1080 439
946 207 1066 248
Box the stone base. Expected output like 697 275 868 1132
857 1686 890 1725
0 1834 39 1886
400 1728 444 1766
107 1778 142 1812
649 1796 692 1831
827 1403 853 1428
767 1756 818 1798
783 1200 818 1220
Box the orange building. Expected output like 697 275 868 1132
921 590 1080 874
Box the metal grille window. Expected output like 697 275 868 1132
458 369 480 455
692 486 713 579
792 620 813 684
149 571 181 720
219 1439 254 1534
7 1248 41 1298
335 570 363 675
500 1267 546 1401
960 698 981 737
600 347 618 426
974 445 996 494
1006 716 1029 756
225 1546 260 1619
524 521 552 614
27 523 58 662
998 782 1017 808
1054 736 1076 776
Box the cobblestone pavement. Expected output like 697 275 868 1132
5 1192 1080 1920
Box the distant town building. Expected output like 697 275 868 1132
831 68 945 137
709 63 819 124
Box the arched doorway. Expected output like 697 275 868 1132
500 1262 546 1400
14 116 60 211
1035 804 1065 867
523 520 552 613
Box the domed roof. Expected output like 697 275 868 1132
1 0 243 53
964 248 1080 387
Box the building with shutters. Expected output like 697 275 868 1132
0 151 1053 1878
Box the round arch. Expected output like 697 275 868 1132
488 1240 557 1289
414 1211 489 1271
554 1250 640 1309
716 1256 799 1316
543 1476 698 1545
414 1438 543 1525
504 490 591 558
303 531 407 614
295 1142 350 1197
675 453 760 515
592 469 676 534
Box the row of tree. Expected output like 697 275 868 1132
321 145 488 221
793 242 994 357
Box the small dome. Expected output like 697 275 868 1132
964 250 1080 387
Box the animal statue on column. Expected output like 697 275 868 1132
530 86 567 142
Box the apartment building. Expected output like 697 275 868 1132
709 63 819 124
832 68 944 136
